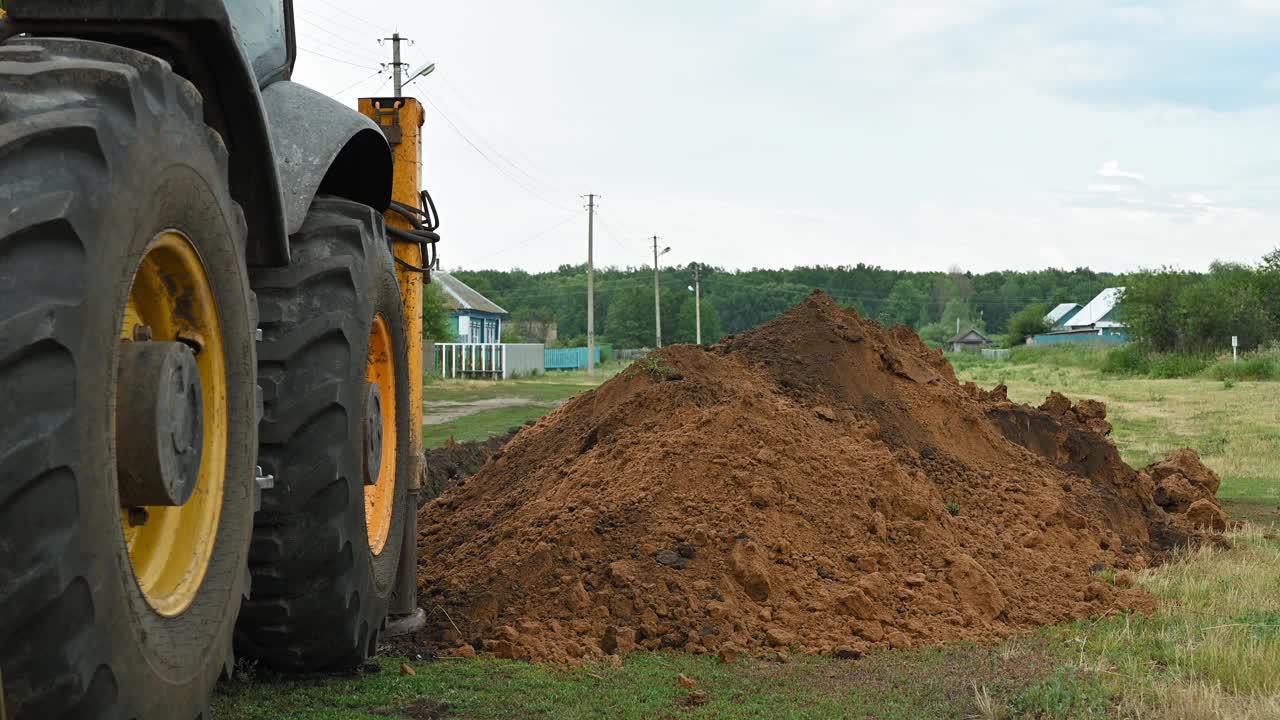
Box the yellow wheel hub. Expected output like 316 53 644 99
119 230 227 617
364 313 397 556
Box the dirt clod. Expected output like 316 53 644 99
413 292 1226 663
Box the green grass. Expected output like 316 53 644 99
422 404 558 448
1008 342 1117 370
421 364 626 449
958 359 1280 530
215 361 1280 718
215 639 1124 719
424 365 626 404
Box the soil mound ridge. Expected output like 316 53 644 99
414 292 1224 662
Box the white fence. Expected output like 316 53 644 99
434 343 544 379
981 348 1011 361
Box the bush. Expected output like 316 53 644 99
1100 344 1150 375
943 351 987 371
1011 343 1115 370
1207 348 1280 381
1146 353 1209 379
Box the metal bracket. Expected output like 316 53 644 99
255 465 274 490
371 100 403 145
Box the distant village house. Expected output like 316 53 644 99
433 271 508 343
948 328 994 352
1030 288 1128 345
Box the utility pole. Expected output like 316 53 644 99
584 194 597 376
651 236 669 348
382 32 411 96
693 265 702 345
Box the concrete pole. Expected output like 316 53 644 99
694 266 702 345
653 236 663 348
585 194 596 375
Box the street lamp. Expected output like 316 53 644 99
404 62 435 88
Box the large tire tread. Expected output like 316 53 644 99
0 38 254 720
237 196 408 671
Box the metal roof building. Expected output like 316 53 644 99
433 271 508 316
1065 287 1125 329
1044 302 1082 328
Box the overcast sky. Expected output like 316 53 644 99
291 0 1280 274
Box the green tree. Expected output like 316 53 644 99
1121 270 1199 352
1006 303 1049 345
940 299 984 335
917 322 951 348
423 281 452 343
1263 247 1280 273
604 286 652 348
1178 262 1270 352
879 280 927 327
675 296 722 344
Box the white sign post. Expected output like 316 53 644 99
1232 335 1238 365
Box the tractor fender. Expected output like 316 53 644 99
261 81 393 236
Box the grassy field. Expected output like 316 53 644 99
957 358 1280 528
216 359 1280 719
421 364 627 448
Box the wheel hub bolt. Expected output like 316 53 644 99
127 506 150 526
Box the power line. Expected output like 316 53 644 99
298 46 378 69
297 33 384 67
594 216 636 252
307 0 392 36
421 94 574 212
325 68 385 98
469 213 580 262
433 71 570 198
296 17 385 63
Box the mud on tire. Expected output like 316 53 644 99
237 195 411 671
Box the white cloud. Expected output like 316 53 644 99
1096 161 1146 182
1088 183 1139 193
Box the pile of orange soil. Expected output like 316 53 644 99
412 292 1226 663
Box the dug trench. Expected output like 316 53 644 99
406 291 1228 664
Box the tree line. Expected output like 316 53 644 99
430 264 1117 348
1120 251 1280 354
423 249 1280 354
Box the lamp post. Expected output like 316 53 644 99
652 237 670 347
687 265 701 345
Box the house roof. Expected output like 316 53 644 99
948 328 991 344
433 272 508 316
1044 303 1082 325
1066 287 1124 328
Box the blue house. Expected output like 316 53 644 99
1030 288 1129 345
433 271 508 343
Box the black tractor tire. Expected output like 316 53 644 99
0 39 257 720
237 196 411 671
